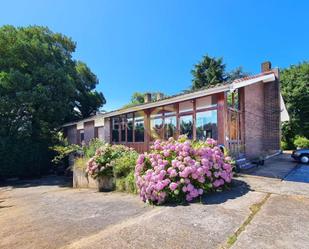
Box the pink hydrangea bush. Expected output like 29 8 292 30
135 136 233 204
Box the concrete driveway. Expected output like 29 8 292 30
1 153 309 249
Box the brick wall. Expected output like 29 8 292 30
243 72 280 158
243 82 265 158
263 69 280 153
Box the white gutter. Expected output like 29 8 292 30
229 73 276 91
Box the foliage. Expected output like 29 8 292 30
82 138 106 158
123 92 166 108
74 157 89 171
281 62 309 148
191 55 226 90
191 54 249 90
114 150 139 177
0 25 105 178
115 172 137 194
50 132 81 165
294 136 309 149
280 140 289 150
86 144 135 179
135 136 233 204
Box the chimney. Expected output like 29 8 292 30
156 92 164 101
144 93 152 103
261 61 272 72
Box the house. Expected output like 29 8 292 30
63 61 288 160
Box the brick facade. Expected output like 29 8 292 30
243 81 265 158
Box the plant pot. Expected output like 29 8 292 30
97 176 115 192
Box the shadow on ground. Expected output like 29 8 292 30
163 179 251 207
0 175 72 189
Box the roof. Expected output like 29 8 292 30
62 71 276 127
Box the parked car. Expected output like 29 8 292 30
291 149 309 164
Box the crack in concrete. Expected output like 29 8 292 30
221 192 271 249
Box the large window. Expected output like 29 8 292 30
112 117 119 142
180 115 193 139
150 108 164 140
127 113 133 142
196 110 218 140
120 115 126 142
134 112 144 142
164 116 177 139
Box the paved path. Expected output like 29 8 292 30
0 154 308 249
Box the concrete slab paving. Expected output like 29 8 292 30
231 194 309 249
0 176 265 249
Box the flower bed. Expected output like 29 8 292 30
135 136 233 204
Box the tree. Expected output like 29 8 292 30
191 55 249 90
191 55 226 90
74 61 106 119
0 25 105 177
123 92 165 108
281 62 309 148
226 67 249 82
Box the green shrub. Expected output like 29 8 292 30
83 138 106 158
74 157 89 171
115 172 137 194
113 150 138 177
294 136 309 149
281 140 289 150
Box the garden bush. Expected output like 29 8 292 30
294 136 309 149
86 144 136 179
135 136 233 204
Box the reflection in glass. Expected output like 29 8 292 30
112 117 119 142
134 112 144 142
164 116 177 139
127 113 133 142
120 115 126 142
180 115 193 139
196 110 218 140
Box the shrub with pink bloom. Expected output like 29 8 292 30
135 136 233 204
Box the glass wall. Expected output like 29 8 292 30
164 116 177 139
180 115 193 139
110 94 219 144
120 115 126 142
196 110 218 140
134 112 144 142
127 113 133 142
112 117 119 142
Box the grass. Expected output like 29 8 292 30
224 193 271 248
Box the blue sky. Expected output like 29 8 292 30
1 0 308 110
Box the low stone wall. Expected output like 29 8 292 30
73 168 98 189
73 167 115 191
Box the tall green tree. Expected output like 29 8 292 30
74 61 106 119
191 55 226 89
0 25 105 177
281 62 309 147
191 55 249 90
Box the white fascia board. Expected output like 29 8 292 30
103 84 230 118
229 73 276 92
